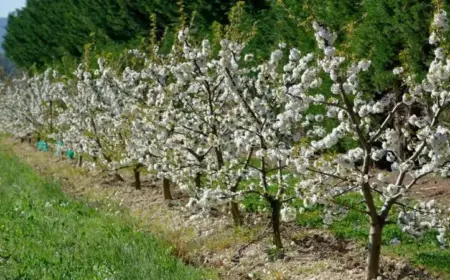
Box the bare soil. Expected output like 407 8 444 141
370 170 450 203
411 176 450 202
2 138 447 280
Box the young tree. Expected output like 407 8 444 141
56 60 135 181
169 31 251 225
0 69 63 142
120 52 177 196
290 10 450 280
217 41 307 249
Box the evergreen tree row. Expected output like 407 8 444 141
3 0 267 69
3 0 449 94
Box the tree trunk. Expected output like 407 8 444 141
393 81 406 161
195 172 202 189
49 100 53 133
366 222 383 280
163 177 173 200
230 181 243 227
134 168 141 190
216 147 243 227
270 199 283 249
230 202 243 227
78 155 83 167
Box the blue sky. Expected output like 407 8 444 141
0 0 26 18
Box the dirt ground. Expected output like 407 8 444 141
2 138 448 280
410 176 450 202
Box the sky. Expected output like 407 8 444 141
0 0 26 18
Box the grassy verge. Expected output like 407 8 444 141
0 148 215 279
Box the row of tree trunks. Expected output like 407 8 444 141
132 168 173 200
21 135 173 200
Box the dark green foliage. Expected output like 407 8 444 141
5 0 448 93
3 0 268 70
4 0 92 68
246 0 450 93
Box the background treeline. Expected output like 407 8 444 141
3 0 267 69
0 18 14 79
2 0 450 93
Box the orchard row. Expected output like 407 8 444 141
1 7 450 280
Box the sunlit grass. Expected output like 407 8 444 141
0 148 216 279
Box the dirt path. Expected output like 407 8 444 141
2 137 445 280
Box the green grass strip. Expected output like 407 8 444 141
0 149 214 280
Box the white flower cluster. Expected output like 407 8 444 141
430 10 449 45
398 200 449 246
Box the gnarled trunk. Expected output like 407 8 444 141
230 181 243 227
134 168 141 190
366 222 383 280
230 202 243 227
163 177 172 200
270 199 283 249
195 172 202 189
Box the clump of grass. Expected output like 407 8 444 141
0 149 216 279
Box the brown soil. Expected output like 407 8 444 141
2 137 447 280
411 176 450 202
375 170 450 202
